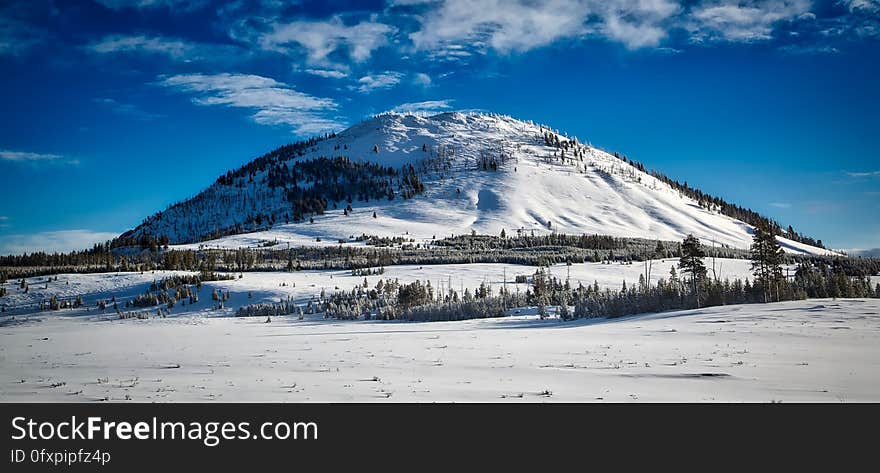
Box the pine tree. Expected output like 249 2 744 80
654 240 666 258
750 225 785 303
678 234 707 307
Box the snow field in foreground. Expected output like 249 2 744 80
1 298 878 402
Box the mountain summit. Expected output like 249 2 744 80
119 112 828 255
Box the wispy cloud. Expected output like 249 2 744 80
0 150 61 162
257 16 395 65
2 0 878 68
687 0 812 43
600 0 680 50
355 71 404 93
89 35 191 57
94 98 165 121
844 0 880 13
412 72 432 87
846 170 880 178
389 99 455 114
408 0 595 54
0 229 120 256
87 34 242 63
0 149 80 167
401 0 865 54
158 73 342 135
778 44 840 55
304 68 348 79
770 202 792 209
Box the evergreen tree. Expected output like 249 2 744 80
654 240 666 258
750 225 785 302
678 234 707 307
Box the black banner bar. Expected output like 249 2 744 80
2 403 877 470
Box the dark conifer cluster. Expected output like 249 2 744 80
263 157 424 220
115 153 427 246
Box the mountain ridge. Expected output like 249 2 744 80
115 111 830 255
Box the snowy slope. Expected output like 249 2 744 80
125 112 830 255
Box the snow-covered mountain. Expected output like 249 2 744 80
120 112 830 255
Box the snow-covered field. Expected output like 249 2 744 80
0 258 780 317
1 261 878 402
1 298 878 402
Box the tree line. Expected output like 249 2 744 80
271 228 879 323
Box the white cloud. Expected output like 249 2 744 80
0 149 80 166
601 0 681 49
770 202 792 209
413 72 432 86
0 150 61 162
89 35 191 57
259 16 395 64
158 73 342 135
688 0 812 42
251 109 346 135
389 99 454 115
304 68 348 79
0 230 120 256
844 0 880 12
405 0 680 53
355 71 404 93
846 170 880 178
86 34 241 62
404 0 826 52
778 43 840 54
409 0 594 53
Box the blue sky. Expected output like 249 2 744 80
0 0 878 254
